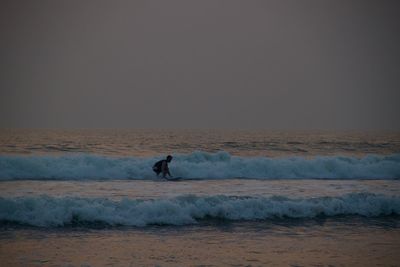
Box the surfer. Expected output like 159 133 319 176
152 155 173 178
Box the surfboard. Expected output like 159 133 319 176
165 177 183 181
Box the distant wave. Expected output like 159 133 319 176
0 193 398 227
0 151 399 180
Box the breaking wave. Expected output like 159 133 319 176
0 151 399 180
0 193 398 227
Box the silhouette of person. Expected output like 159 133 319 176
152 155 173 178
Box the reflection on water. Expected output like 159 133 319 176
1 179 399 199
1 218 399 267
1 129 399 157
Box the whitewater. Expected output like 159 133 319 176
1 193 399 227
1 152 399 180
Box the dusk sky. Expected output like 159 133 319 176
1 0 399 130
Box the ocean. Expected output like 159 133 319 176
0 129 399 266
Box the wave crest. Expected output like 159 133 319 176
0 193 399 227
0 152 399 180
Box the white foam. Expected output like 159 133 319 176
0 193 399 227
0 151 399 180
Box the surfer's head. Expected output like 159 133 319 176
166 155 173 162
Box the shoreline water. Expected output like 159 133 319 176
1 218 399 266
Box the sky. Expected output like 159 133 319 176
1 0 399 130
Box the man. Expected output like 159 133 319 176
152 155 173 178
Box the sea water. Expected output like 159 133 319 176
0 129 399 266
